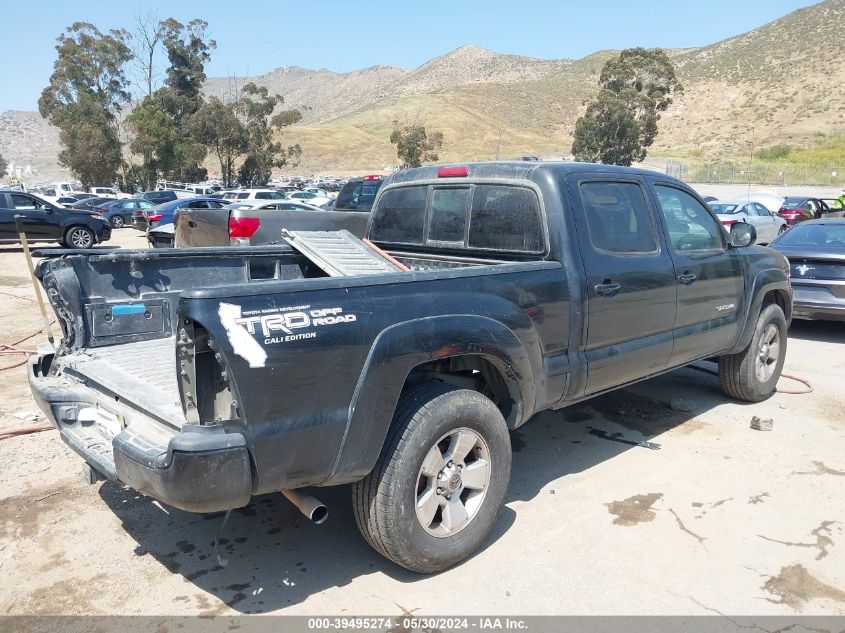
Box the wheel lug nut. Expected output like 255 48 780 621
436 487 443 495
447 461 453 467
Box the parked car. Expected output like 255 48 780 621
176 196 367 246
90 186 130 199
285 190 332 207
0 190 110 248
28 162 791 573
777 199 817 227
225 201 323 212
709 200 787 244
780 196 837 221
56 196 79 207
733 192 785 213
95 199 156 228
219 189 286 203
334 175 383 212
135 190 179 205
70 196 116 211
141 198 228 247
770 218 845 321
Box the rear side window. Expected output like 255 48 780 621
579 182 657 254
467 185 543 252
369 186 427 245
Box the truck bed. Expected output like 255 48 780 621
59 337 185 428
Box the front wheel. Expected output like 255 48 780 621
352 382 511 573
110 215 125 228
719 303 787 402
64 226 95 249
778 224 787 235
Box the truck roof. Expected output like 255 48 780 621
386 161 673 185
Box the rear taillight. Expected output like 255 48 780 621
363 175 381 181
229 217 260 245
437 166 469 178
147 213 164 223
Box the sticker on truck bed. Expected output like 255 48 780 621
218 302 356 368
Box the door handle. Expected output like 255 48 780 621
594 281 621 296
678 272 697 284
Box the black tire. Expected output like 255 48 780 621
352 382 511 573
110 215 125 228
778 224 787 234
63 226 95 249
719 303 787 402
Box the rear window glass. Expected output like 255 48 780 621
429 188 469 242
369 186 427 244
467 185 543 252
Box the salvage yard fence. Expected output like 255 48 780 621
665 160 844 188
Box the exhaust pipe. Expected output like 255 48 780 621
281 489 328 524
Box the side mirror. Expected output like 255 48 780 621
730 222 757 248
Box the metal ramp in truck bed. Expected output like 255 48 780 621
280 229 409 277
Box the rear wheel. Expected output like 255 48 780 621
352 382 511 573
64 226 95 249
110 215 125 228
778 224 787 235
719 303 787 402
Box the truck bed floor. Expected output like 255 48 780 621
60 337 186 428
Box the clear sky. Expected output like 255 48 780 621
0 0 819 112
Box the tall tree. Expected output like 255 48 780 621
38 22 132 187
191 97 246 187
0 152 7 180
390 121 444 168
235 82 302 186
125 18 215 184
571 47 682 166
131 10 165 97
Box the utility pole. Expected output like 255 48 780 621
495 127 506 161
747 125 754 198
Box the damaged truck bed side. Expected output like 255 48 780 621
29 162 792 573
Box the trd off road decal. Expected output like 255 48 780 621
218 302 357 368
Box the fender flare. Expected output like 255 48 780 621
729 270 791 354
327 314 536 483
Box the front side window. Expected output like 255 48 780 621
579 182 657 254
754 203 771 217
654 185 724 251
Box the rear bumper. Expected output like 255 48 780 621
792 284 845 321
28 353 253 513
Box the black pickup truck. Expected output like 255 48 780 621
28 162 791 573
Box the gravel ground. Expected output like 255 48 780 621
0 229 843 616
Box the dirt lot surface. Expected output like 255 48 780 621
0 229 843 616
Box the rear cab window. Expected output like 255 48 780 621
370 182 545 256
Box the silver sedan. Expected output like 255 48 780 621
710 200 787 245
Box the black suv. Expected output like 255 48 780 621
0 190 111 248
136 190 178 204
334 176 384 211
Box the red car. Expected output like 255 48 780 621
777 197 824 227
